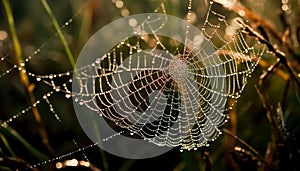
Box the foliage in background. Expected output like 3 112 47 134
0 0 299 170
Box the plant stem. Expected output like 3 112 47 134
2 0 54 156
223 128 264 161
40 0 75 68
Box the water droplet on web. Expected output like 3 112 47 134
55 86 60 92
36 77 41 81
65 94 71 98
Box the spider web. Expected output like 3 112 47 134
0 0 265 168
71 0 264 151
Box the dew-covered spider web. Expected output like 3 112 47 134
0 0 265 168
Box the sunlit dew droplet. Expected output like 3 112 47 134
121 9 129 17
237 10 245 17
282 4 289 11
95 59 101 64
0 30 8 41
54 86 60 92
56 162 63 169
128 18 137 27
65 94 71 98
115 0 123 8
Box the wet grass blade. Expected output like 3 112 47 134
0 122 48 161
40 0 75 68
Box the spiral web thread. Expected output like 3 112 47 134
0 0 265 167
72 1 265 151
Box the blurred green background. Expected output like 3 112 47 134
0 0 299 170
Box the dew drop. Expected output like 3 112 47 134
55 87 60 92
65 94 71 98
